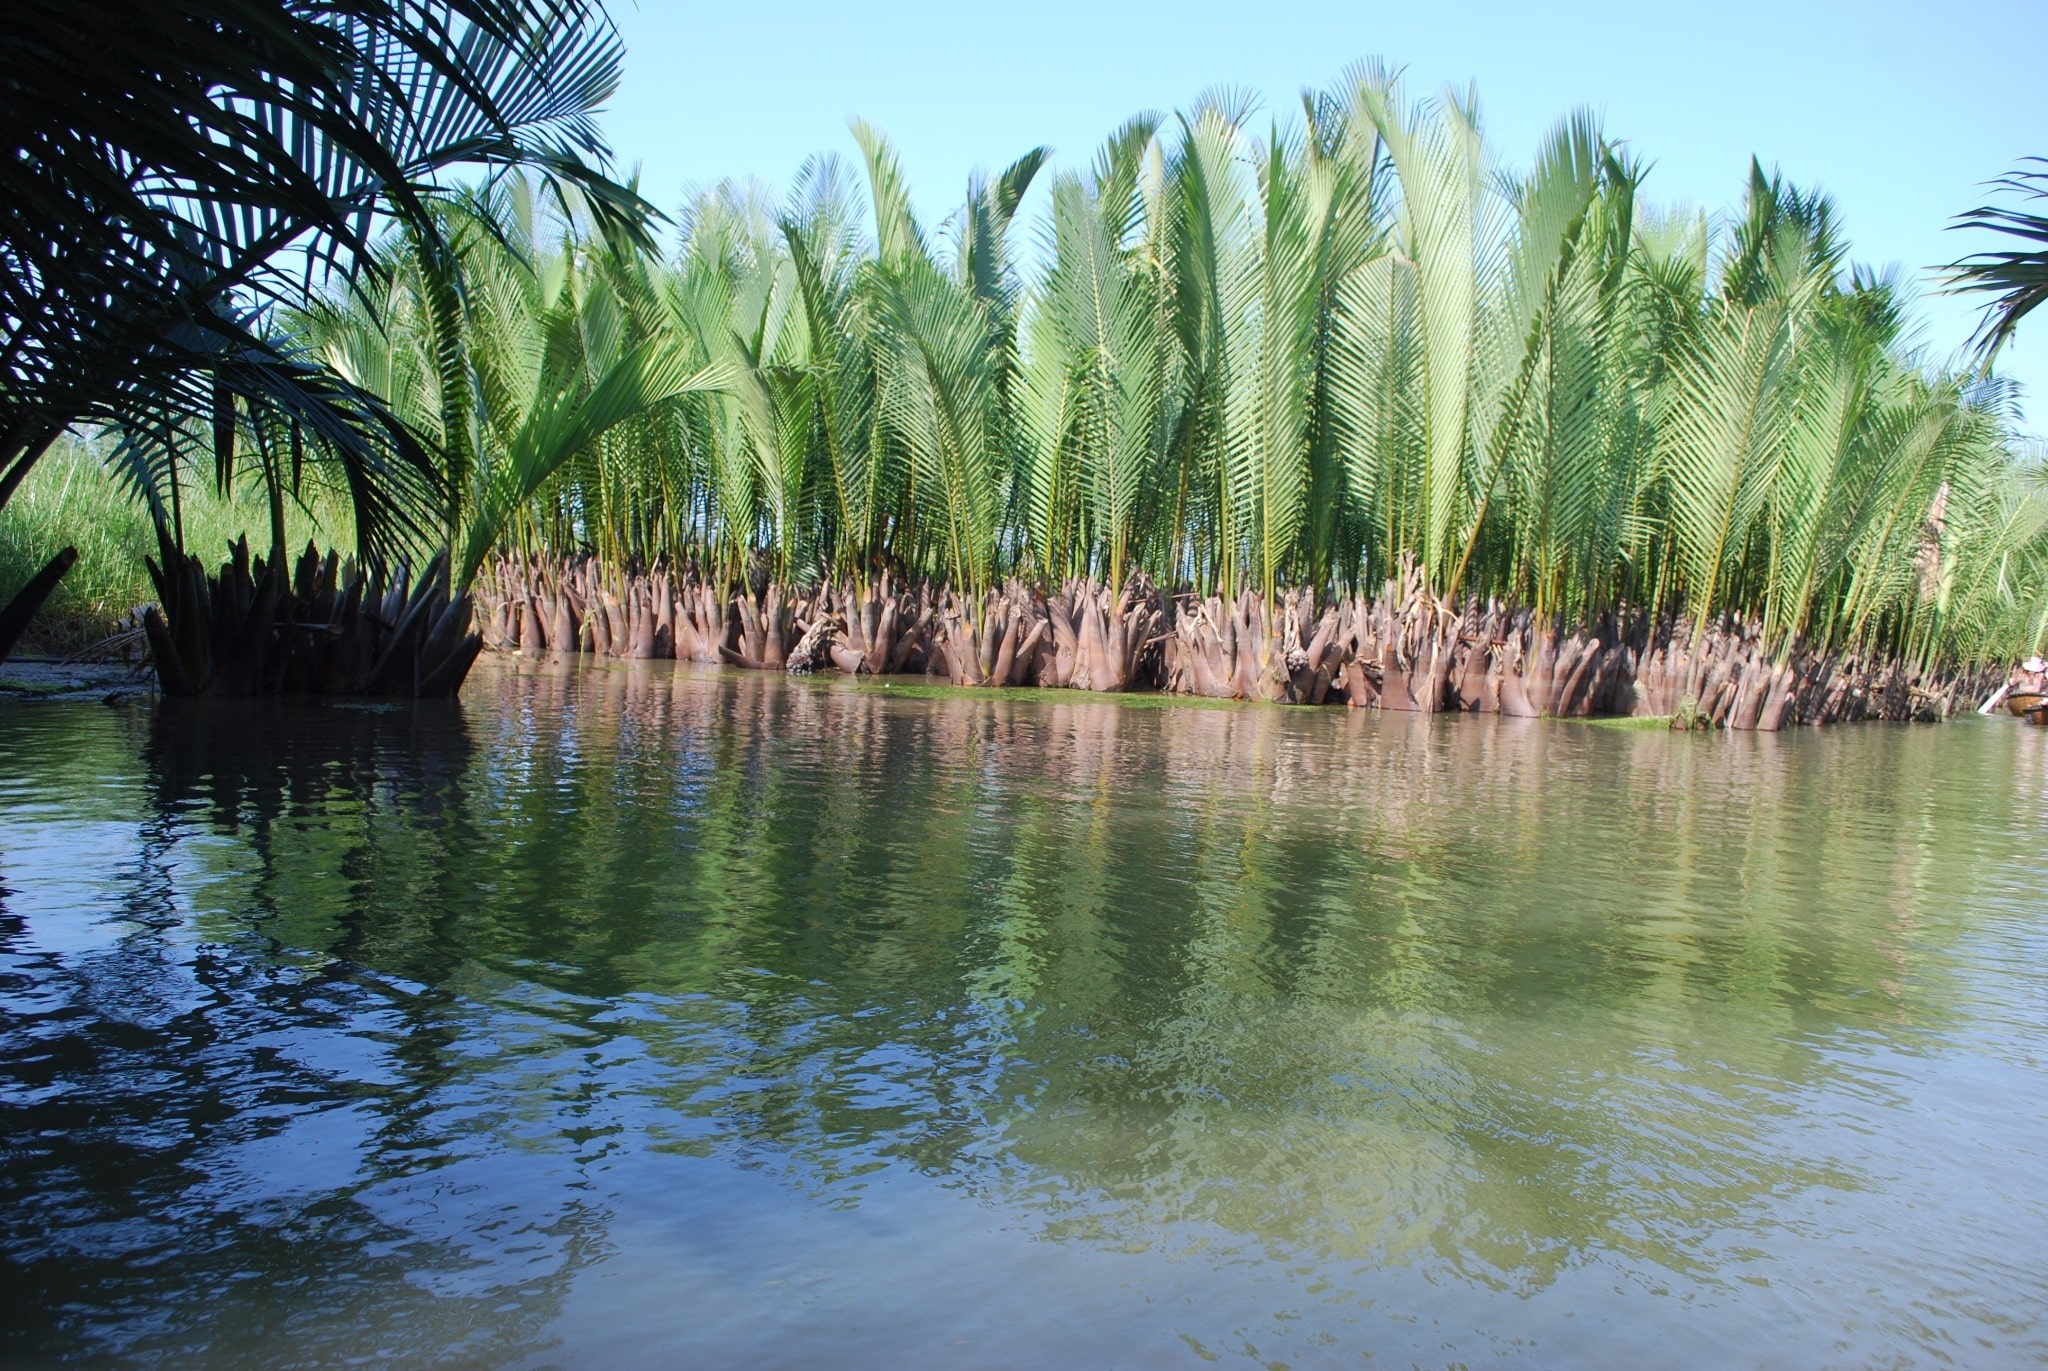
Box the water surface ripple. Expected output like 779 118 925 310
3 659 2046 1366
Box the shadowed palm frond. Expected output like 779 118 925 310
1 0 654 562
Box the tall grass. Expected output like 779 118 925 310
0 435 353 653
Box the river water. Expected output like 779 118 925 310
3 659 2046 1367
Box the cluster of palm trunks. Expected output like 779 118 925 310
476 555 1991 729
142 537 483 698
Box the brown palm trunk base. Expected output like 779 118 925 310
787 575 932 676
469 553 1992 729
142 536 482 698
1041 575 1165 692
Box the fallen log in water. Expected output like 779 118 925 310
143 536 481 698
466 552 1996 728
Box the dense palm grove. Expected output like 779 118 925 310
286 68 2045 719
4 4 2044 716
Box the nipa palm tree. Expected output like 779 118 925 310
348 67 2048 705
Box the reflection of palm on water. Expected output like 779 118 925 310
2 661 2046 1363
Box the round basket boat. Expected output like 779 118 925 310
2006 691 2047 719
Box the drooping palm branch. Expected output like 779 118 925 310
0 0 654 560
1947 160 2048 357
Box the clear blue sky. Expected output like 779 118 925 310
600 0 2046 422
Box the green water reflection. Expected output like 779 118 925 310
2 659 2045 1366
